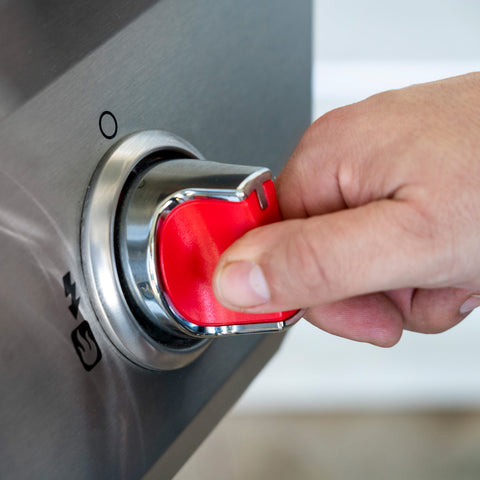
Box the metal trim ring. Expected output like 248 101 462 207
81 130 212 371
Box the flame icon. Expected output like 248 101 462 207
71 321 102 371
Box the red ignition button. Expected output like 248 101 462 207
157 179 297 329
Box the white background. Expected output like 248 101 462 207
235 0 480 412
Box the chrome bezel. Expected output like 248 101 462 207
81 130 212 370
82 130 302 371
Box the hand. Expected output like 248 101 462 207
213 72 480 347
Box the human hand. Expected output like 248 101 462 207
213 72 480 346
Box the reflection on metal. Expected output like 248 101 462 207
0 0 157 120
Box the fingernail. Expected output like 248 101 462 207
460 295 480 314
215 261 270 308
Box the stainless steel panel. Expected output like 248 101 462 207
0 0 311 478
0 0 157 120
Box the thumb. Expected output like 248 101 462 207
213 199 445 312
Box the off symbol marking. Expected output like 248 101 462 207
99 111 118 139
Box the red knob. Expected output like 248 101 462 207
157 179 297 329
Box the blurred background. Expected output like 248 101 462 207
175 1 480 478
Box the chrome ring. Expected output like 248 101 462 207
81 130 212 370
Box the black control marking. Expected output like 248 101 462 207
71 321 102 371
63 271 80 319
99 110 118 139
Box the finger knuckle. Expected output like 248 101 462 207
395 198 456 285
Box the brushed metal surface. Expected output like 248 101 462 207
0 0 311 478
0 0 156 120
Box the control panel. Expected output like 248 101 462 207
0 1 311 478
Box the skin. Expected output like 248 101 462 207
213 72 480 347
